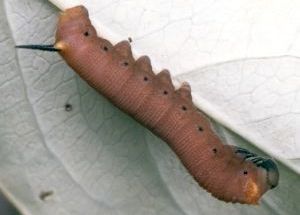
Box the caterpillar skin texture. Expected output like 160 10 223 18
17 6 279 204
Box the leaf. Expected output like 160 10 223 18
1 0 299 215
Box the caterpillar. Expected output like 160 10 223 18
16 5 279 204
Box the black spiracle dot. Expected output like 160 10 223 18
163 90 168 95
212 148 217 153
123 61 129 66
243 170 248 175
198 126 203 132
84 31 89 36
104 46 108 51
144 76 148 81
181 106 187 111
65 103 72 112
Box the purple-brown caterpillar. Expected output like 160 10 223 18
16 5 279 204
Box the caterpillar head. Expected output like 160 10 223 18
232 146 279 203
234 146 279 189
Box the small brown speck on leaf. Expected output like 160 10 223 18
39 190 54 201
65 103 72 112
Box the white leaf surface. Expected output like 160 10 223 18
1 0 299 215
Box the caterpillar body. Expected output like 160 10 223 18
16 5 279 204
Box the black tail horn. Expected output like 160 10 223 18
15 44 60 52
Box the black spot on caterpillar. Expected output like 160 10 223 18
15 5 279 204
